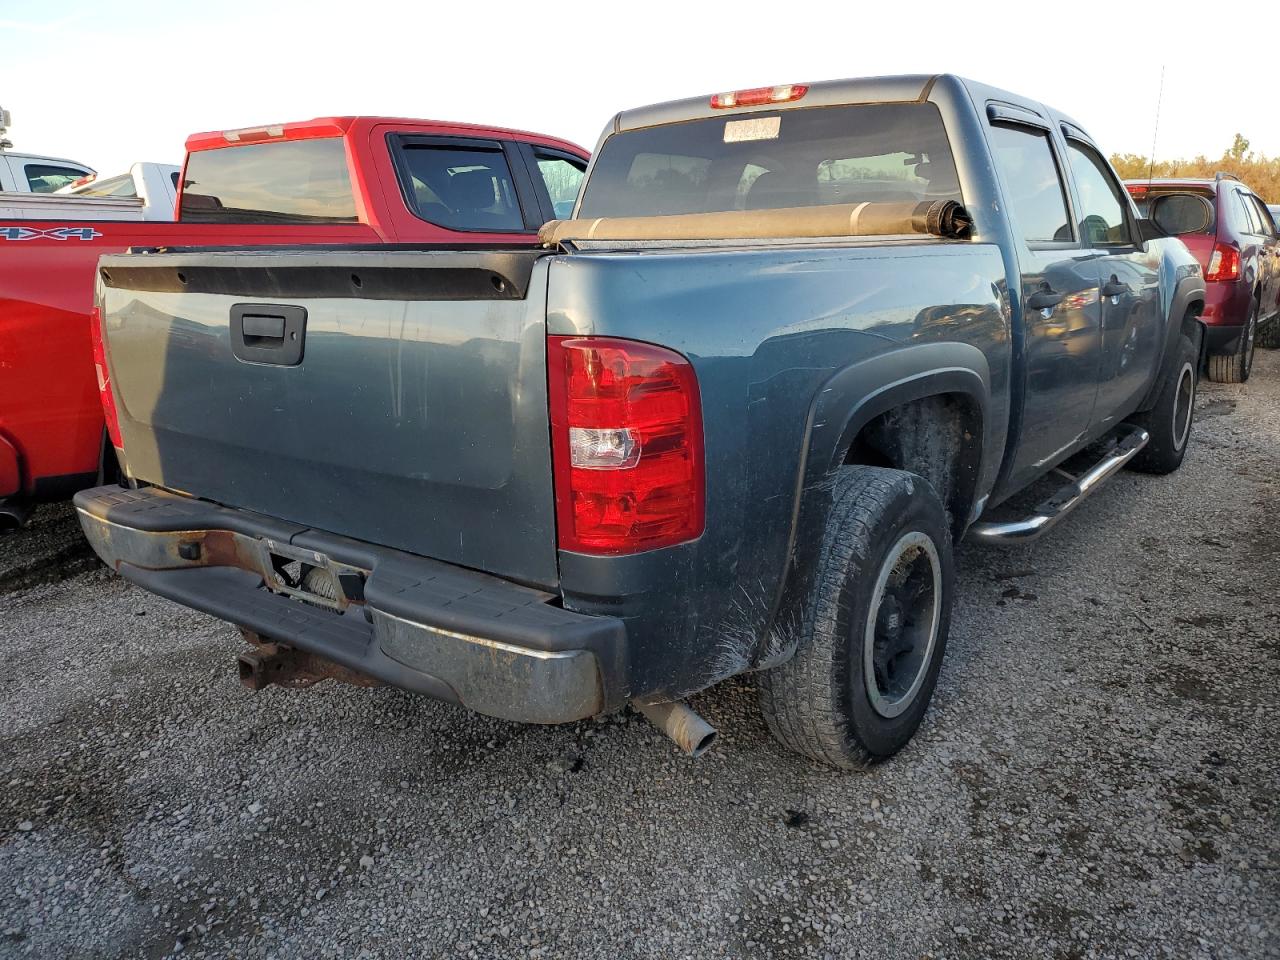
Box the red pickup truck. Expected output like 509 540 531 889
0 117 588 526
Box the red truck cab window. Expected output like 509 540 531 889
180 138 358 223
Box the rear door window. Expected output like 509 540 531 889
987 125 1072 243
395 141 525 232
180 137 358 223
532 151 585 220
25 163 87 193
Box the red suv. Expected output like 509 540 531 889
1127 175 1279 382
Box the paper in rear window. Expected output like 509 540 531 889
179 137 358 224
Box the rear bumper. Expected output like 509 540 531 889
1200 279 1250 356
1203 321 1246 357
74 485 626 724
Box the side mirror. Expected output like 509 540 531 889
1150 193 1213 237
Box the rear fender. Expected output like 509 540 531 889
756 342 991 667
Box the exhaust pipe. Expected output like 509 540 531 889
0 498 34 532
634 699 718 757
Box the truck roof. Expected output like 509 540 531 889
185 116 586 156
1124 178 1220 190
609 74 1092 142
0 149 94 168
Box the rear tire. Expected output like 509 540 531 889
1257 314 1280 349
1206 300 1257 384
759 467 953 769
1129 334 1198 475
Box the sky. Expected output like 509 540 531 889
4 0 1280 176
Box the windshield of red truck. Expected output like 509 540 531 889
577 103 962 219
179 137 358 223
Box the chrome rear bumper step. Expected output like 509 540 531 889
968 425 1149 545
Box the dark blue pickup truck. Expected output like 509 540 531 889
77 75 1205 768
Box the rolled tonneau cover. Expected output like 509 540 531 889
538 200 972 245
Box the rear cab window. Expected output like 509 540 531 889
179 137 358 223
577 102 963 223
66 173 137 198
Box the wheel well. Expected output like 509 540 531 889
842 393 982 539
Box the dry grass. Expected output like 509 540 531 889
1111 134 1280 203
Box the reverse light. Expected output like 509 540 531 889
548 336 704 554
1205 242 1240 282
89 305 122 450
710 84 808 109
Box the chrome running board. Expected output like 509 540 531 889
968 425 1149 545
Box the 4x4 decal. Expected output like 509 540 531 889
1 226 102 241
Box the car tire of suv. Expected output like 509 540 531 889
1128 334 1198 475
759 466 953 769
1257 314 1280 349
1206 299 1258 384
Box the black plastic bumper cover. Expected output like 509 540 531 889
74 485 626 723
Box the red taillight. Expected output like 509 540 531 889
547 336 704 555
1205 242 1240 282
710 84 808 109
89 306 123 450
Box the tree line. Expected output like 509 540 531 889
1111 134 1279 203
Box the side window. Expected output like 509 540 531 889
1248 195 1276 237
398 143 524 232
1065 140 1131 245
1237 191 1263 235
25 163 87 193
1254 198 1274 238
987 125 1072 243
533 152 585 220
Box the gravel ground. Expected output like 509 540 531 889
2 354 1277 960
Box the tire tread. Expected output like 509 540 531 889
759 468 938 769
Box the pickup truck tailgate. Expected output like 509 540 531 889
97 248 559 589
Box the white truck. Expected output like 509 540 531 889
0 150 94 194
0 162 180 221
0 106 94 192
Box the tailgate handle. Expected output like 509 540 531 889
230 303 306 366
241 314 286 340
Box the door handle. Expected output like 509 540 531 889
1100 276 1127 298
230 303 307 366
241 314 286 341
1025 284 1065 311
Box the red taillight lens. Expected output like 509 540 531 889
710 84 808 109
1205 242 1240 282
89 306 123 450
548 336 704 554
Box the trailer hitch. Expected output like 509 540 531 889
237 629 382 691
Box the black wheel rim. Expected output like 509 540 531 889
1244 310 1257 377
861 532 942 719
1173 361 1195 452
